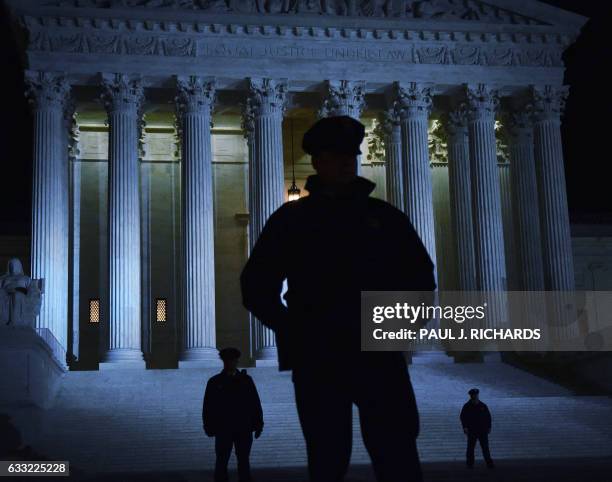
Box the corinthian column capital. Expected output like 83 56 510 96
320 80 366 119
394 82 432 119
530 85 569 122
465 84 499 121
25 71 70 111
100 73 144 114
176 76 216 115
378 103 401 139
442 104 469 139
247 78 288 117
502 107 534 142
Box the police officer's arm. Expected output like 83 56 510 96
240 208 289 332
460 404 468 431
397 214 436 292
395 212 436 327
484 404 492 432
202 378 216 436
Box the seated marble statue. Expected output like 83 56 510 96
0 258 42 328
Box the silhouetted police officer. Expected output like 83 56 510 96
240 115 436 482
460 388 494 469
202 348 264 482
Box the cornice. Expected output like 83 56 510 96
20 10 575 46
25 26 566 69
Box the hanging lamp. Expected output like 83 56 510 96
287 118 301 201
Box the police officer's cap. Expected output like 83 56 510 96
218 347 241 361
468 388 480 396
302 115 365 157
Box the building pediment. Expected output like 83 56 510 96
6 0 588 90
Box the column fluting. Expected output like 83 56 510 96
395 82 438 280
531 86 575 291
25 71 70 360
176 76 218 363
504 109 545 291
246 78 288 362
100 73 144 363
444 106 477 290
531 85 577 339
465 85 507 329
465 84 507 292
380 105 404 211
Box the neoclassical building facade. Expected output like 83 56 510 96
6 0 586 368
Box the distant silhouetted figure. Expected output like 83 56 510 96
203 348 264 482
240 116 436 482
460 388 494 469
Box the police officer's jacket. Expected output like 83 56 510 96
240 174 436 371
202 370 264 436
460 401 492 434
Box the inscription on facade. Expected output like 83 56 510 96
199 40 561 66
202 41 417 62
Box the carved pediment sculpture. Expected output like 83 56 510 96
0 258 43 328
46 0 546 25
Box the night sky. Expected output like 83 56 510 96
0 0 610 236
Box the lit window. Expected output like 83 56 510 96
89 299 100 323
155 298 167 322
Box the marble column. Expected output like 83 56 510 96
380 105 404 211
175 76 219 366
320 80 366 119
25 71 70 360
394 82 437 279
246 78 288 363
531 86 575 291
69 115 81 361
531 85 577 339
504 109 545 291
465 85 507 331
64 102 79 363
501 107 547 342
444 106 477 291
100 73 144 365
320 80 366 175
465 85 507 292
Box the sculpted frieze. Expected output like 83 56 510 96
28 29 563 67
46 0 546 25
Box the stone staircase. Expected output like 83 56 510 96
14 361 612 481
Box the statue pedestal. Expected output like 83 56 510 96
0 326 66 410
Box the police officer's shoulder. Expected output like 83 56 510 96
367 198 411 224
239 369 256 383
207 373 224 385
267 200 303 224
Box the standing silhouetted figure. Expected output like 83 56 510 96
240 116 436 482
203 348 264 482
460 388 494 469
